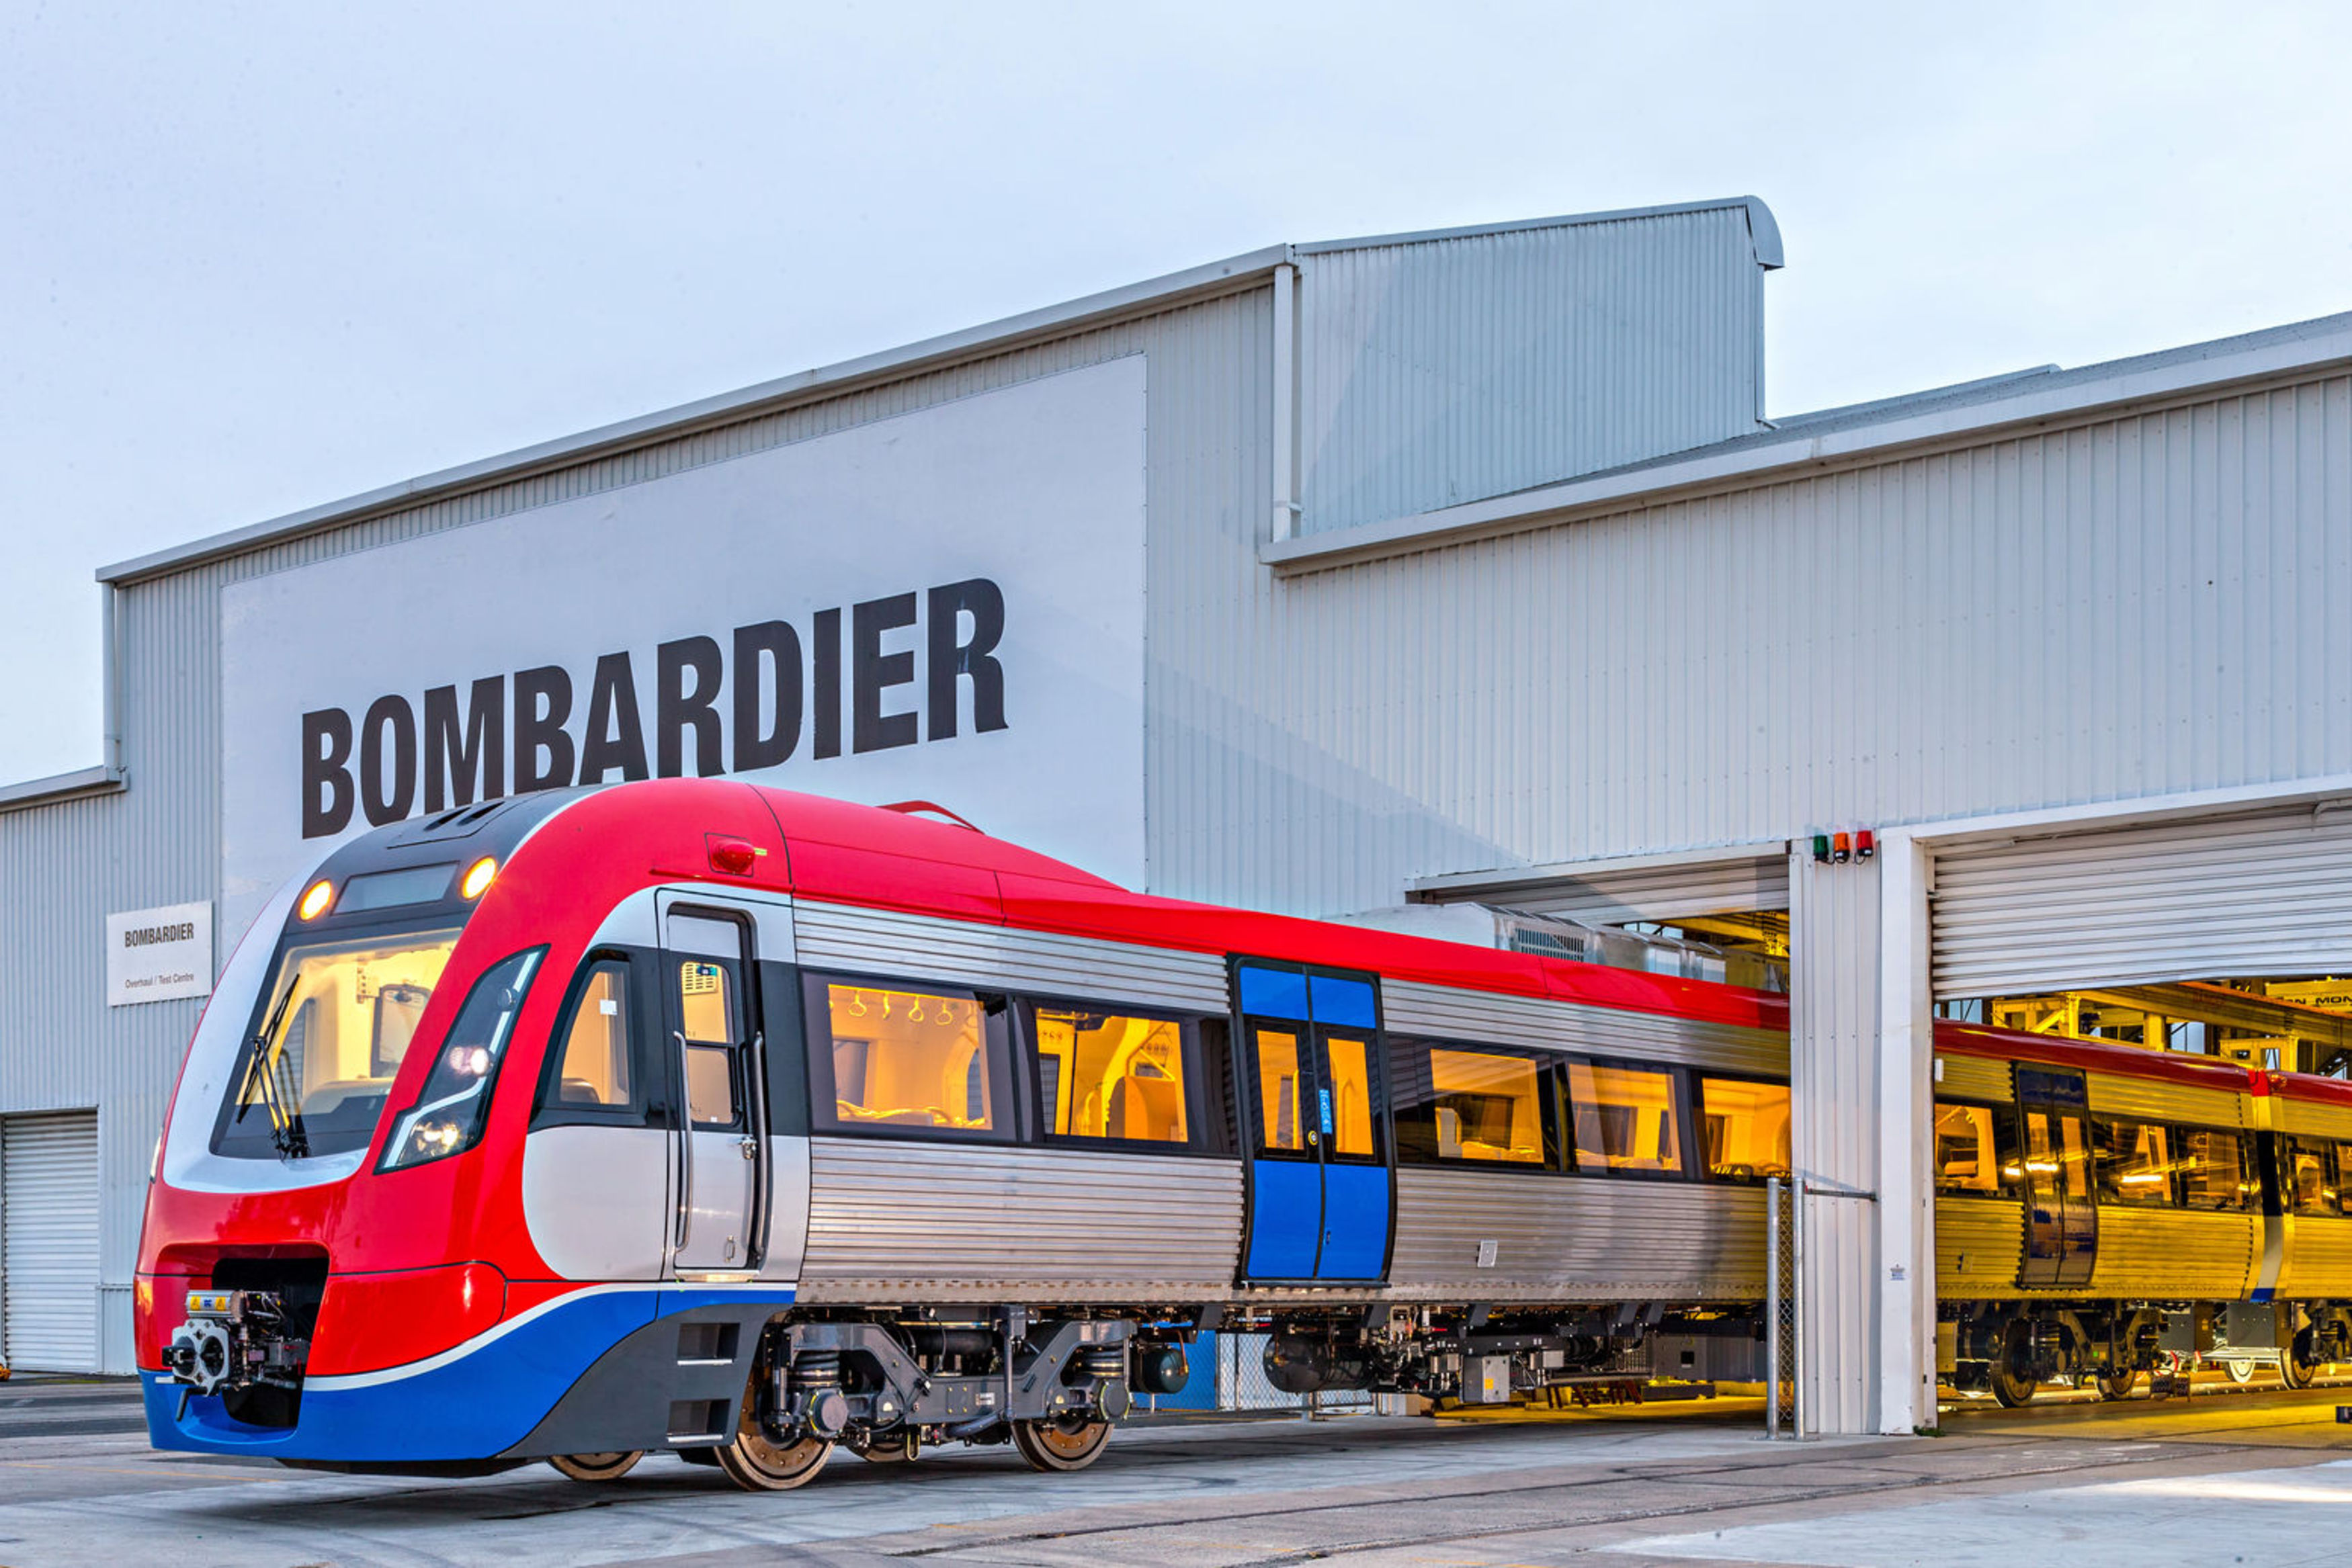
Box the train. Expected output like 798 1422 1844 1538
134 778 2345 1487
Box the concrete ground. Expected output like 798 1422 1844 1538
3 1376 2351 1567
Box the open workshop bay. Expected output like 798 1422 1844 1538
5 1379 2352 1567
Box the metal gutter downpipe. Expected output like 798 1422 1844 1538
1270 257 1300 542
102 582 125 780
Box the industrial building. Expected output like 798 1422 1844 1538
3 194 2348 1436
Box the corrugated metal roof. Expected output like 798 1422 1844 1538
96 197 1784 586
1265 308 2352 572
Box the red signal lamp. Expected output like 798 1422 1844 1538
1856 828 1876 860
707 835 763 877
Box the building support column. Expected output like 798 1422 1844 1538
1786 846 1883 1434
1876 832 1935 1433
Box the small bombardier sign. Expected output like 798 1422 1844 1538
220 359 1147 940
106 902 214 1006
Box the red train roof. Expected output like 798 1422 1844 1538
569 780 1790 1032
1933 1020 2262 1094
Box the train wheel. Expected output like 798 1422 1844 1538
2222 1358 2255 1385
1989 1323 2038 1408
547 1451 643 1482
712 1381 833 1491
2094 1369 2138 1401
1011 1415 1112 1473
2281 1330 2322 1390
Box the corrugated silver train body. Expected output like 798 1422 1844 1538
790 902 1785 1309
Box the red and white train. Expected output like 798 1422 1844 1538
135 779 2350 1485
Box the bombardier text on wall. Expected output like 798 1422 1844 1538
300 578 1008 836
218 358 1148 934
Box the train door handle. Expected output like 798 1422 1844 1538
672 1030 693 1249
739 1137 758 1160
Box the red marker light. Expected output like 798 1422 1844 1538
1856 828 1877 860
708 836 760 877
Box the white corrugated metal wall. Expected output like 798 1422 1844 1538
1245 371 2352 916
1786 853 1882 1434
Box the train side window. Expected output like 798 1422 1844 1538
1390 1042 1552 1167
2287 1138 2340 1215
547 959 637 1109
1254 1028 1306 1154
1320 1033 1380 1160
1697 1077 1791 1182
675 960 744 1131
2177 1127 2255 1212
1566 1062 1683 1175
1031 1005 1191 1145
2092 1117 2176 1207
805 975 1011 1139
1933 1102 2001 1195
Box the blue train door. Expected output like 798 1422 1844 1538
1232 960 1393 1282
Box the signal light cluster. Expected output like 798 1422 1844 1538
1809 828 1876 865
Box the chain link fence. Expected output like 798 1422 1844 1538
1767 1176 1799 1436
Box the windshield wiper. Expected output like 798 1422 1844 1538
241 984 310 1161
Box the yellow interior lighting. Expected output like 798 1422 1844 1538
297 879 335 920
460 857 498 900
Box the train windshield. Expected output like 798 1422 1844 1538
210 926 463 1160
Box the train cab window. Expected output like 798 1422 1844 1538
546 958 638 1109
212 926 462 1160
1697 1078 1791 1182
1032 1006 1191 1145
2177 1127 2255 1212
2093 1117 2176 1207
1254 1029 1305 1153
2286 1138 2341 1216
1392 1045 1550 1166
808 977 1009 1138
1566 1063 1683 1174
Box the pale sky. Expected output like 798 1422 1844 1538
4 1 2348 785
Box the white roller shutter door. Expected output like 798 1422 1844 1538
1933 802 2352 999
1 1111 101 1373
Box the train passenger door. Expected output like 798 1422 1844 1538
1232 961 1393 1283
2015 1068 2096 1290
661 902 766 1276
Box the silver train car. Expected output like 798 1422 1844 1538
139 782 1789 1487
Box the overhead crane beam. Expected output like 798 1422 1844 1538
2076 983 2352 1059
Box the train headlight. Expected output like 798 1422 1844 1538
459 857 498 900
297 879 335 920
